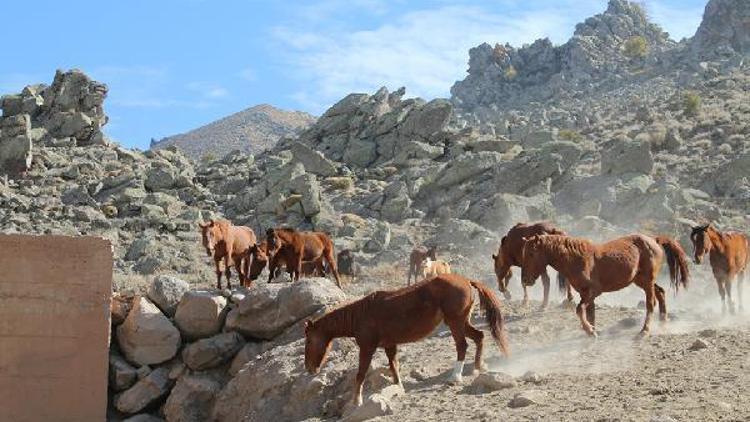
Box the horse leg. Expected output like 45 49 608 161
446 320 468 384
353 346 376 406
586 298 596 328
384 346 403 390
655 284 668 322
717 277 727 314
502 272 512 301
637 284 656 338
522 284 530 308
575 290 596 337
407 263 413 286
539 271 550 311
224 258 232 290
234 257 244 288
464 322 485 374
214 258 223 290
325 249 342 288
738 271 745 312
726 275 737 315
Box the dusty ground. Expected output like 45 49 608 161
316 266 750 422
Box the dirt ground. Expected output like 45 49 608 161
327 267 750 422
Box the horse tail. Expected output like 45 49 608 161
655 236 690 292
469 280 510 357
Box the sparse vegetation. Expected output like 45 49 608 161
683 92 701 116
504 65 518 80
623 36 649 60
558 129 584 142
201 152 217 163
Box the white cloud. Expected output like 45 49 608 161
274 2 599 113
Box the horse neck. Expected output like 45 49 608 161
317 301 360 339
538 237 587 273
707 228 728 255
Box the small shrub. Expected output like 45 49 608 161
201 152 217 163
558 129 584 142
623 36 649 60
504 65 518 80
683 92 701 117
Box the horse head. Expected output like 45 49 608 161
199 220 218 257
426 245 437 260
266 228 283 254
304 319 332 374
492 237 512 296
520 235 547 287
690 224 712 264
246 242 271 281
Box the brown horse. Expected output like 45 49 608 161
266 228 341 288
492 222 573 308
244 240 326 282
304 273 509 405
520 234 689 337
407 245 437 285
690 224 750 314
199 219 257 289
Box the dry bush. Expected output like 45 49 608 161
623 36 649 60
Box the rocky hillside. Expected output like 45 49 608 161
150 104 315 162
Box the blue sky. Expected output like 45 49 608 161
0 0 707 150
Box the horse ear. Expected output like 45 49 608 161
198 221 208 228
491 254 497 260
304 319 312 333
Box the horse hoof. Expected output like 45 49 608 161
448 376 463 386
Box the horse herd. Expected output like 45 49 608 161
198 219 750 405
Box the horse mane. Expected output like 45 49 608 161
532 234 591 257
312 296 368 336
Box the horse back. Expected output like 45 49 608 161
725 232 750 271
505 222 565 265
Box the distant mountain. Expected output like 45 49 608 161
151 104 316 161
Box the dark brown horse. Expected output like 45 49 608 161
521 234 689 337
266 228 341 288
492 222 573 308
244 240 326 282
199 219 256 289
407 245 437 285
691 224 749 314
304 273 509 405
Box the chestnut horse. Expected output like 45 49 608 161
199 219 256 289
690 224 749 314
492 222 574 308
244 240 326 282
304 273 509 405
407 245 437 285
521 234 689 337
266 228 341 288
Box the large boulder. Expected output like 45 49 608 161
225 278 346 340
109 353 138 392
182 332 245 371
174 291 228 340
600 137 653 176
691 0 750 57
115 368 173 415
164 373 223 422
117 297 181 366
290 141 337 177
147 275 190 316
0 114 33 174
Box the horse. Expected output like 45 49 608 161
337 249 359 282
492 222 574 309
244 240 327 282
304 273 509 406
199 219 256 289
420 257 451 278
266 228 342 288
520 234 689 337
690 224 750 314
407 245 437 285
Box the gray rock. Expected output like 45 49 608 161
508 389 548 408
0 135 32 175
115 367 172 415
123 415 164 422
228 342 264 376
471 372 517 392
225 278 346 340
109 353 138 392
182 332 245 371
164 373 223 422
174 291 228 340
291 141 337 177
147 275 190 316
116 296 181 366
688 338 710 351
601 137 653 176
380 181 412 222
289 173 322 216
